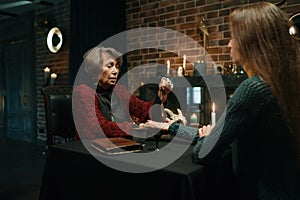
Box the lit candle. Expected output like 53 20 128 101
183 54 186 71
167 60 170 75
44 67 50 80
50 73 57 86
50 73 57 79
44 67 50 73
190 113 197 124
177 66 183 77
211 102 216 126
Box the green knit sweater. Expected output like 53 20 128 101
168 75 300 200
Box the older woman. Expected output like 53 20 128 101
73 46 174 139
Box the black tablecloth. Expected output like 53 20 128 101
39 140 235 200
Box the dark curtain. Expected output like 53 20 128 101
69 0 127 85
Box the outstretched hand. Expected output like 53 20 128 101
164 108 187 125
145 119 173 131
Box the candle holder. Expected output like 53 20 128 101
177 66 183 77
190 113 198 123
44 73 50 82
50 78 55 86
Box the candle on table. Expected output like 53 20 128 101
50 73 57 86
190 113 197 124
211 102 216 126
167 60 170 75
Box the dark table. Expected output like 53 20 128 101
39 139 235 200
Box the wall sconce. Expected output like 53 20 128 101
289 12 300 40
47 27 63 53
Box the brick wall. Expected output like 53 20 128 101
35 0 70 141
125 0 300 80
34 0 300 141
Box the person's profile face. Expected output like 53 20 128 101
98 53 120 89
228 36 241 65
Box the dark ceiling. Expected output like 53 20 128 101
0 0 56 21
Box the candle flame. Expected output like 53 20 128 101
44 67 50 73
50 73 57 79
212 102 215 112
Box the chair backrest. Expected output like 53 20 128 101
42 85 76 145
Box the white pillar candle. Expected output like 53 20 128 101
44 67 50 80
183 54 186 71
211 102 216 126
50 73 57 79
167 60 170 75
50 73 57 86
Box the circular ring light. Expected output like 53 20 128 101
47 27 63 53
289 12 300 40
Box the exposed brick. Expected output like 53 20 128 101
33 0 300 141
207 47 222 54
219 54 231 61
35 0 70 141
179 8 197 16
207 11 218 18
199 3 222 13
219 9 230 17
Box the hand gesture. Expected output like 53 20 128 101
198 125 214 138
158 77 173 103
164 108 187 125
145 120 172 131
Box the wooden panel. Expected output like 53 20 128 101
4 38 35 142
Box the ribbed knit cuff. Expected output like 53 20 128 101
168 122 179 136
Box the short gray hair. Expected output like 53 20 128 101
82 46 123 82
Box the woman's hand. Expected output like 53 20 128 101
198 125 214 138
145 118 174 131
158 77 173 103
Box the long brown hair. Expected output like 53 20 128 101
230 2 300 153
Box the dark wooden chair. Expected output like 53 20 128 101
42 85 76 148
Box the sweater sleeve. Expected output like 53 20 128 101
73 84 132 139
93 84 161 138
72 84 105 139
193 76 271 165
